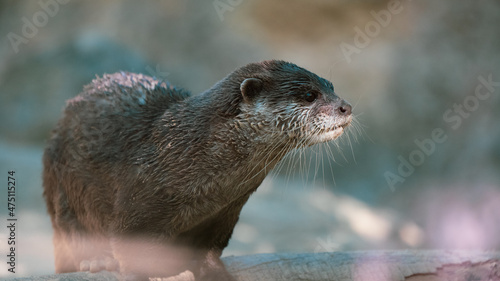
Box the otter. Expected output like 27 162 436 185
42 60 352 280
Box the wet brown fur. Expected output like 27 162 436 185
42 60 352 280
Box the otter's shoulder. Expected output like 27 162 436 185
72 72 190 111
54 72 191 144
60 72 190 120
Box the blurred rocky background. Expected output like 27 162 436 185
1 0 499 278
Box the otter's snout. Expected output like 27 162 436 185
336 100 352 116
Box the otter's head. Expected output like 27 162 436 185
231 60 352 147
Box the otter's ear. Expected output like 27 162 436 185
240 78 263 102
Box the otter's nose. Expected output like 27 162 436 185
336 100 352 116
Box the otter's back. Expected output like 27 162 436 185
42 73 191 231
49 72 190 163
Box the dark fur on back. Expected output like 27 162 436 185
43 60 351 280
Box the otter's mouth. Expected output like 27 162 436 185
319 122 350 134
311 120 351 144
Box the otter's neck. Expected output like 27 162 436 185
152 83 292 198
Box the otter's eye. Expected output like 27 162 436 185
303 92 318 103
